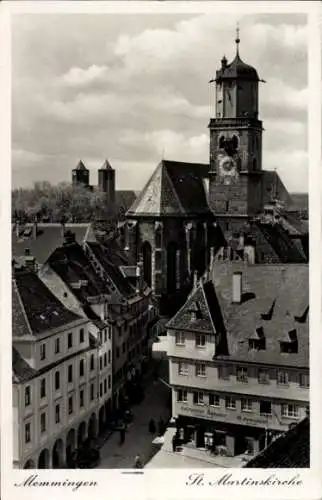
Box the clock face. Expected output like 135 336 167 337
218 154 239 185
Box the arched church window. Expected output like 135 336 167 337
166 242 178 294
231 135 238 151
141 241 152 287
219 136 226 149
155 223 162 249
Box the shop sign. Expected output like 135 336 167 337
179 405 226 420
237 415 269 425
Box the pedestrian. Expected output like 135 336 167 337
119 426 126 445
158 418 165 436
134 454 143 468
172 434 177 453
149 418 156 434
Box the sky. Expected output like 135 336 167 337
12 12 308 193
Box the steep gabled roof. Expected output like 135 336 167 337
73 160 88 171
99 159 113 170
166 281 221 334
127 160 211 217
244 417 309 468
12 269 82 338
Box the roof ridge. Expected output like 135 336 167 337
13 278 33 336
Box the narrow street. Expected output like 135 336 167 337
96 363 171 469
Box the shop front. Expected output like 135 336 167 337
174 415 269 457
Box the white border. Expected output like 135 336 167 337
1 2 321 500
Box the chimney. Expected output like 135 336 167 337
232 272 242 304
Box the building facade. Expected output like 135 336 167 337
12 265 100 469
167 262 309 456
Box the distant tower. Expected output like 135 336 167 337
72 160 90 188
98 159 116 206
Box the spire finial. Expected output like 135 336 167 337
235 22 240 55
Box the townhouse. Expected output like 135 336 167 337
167 261 309 457
12 264 98 469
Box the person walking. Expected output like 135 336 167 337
158 418 165 436
119 425 126 445
149 418 156 434
134 454 143 468
172 434 177 452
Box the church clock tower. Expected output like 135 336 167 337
208 28 264 233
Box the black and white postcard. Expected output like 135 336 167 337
1 1 321 500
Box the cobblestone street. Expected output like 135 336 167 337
97 365 171 469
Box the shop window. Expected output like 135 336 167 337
260 400 271 416
281 404 299 418
225 396 236 409
209 394 220 407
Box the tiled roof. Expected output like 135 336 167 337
127 160 211 217
12 347 37 383
211 262 309 367
256 222 307 263
86 242 135 297
12 223 96 265
48 242 109 303
12 269 82 337
166 281 224 335
244 417 309 468
261 171 292 207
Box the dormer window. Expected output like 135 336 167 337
248 327 266 351
188 301 202 322
280 329 298 354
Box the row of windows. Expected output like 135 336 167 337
24 377 112 444
176 390 301 418
98 329 111 344
24 354 112 406
175 332 206 347
177 362 309 388
40 328 86 361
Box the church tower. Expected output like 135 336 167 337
72 160 90 188
208 27 264 234
98 159 116 205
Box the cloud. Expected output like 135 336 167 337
12 13 308 193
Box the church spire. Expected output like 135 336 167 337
235 22 240 56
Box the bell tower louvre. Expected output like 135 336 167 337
208 27 265 233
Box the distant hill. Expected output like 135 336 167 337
289 193 308 213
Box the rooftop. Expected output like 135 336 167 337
127 160 211 217
12 222 96 265
244 417 309 468
12 268 82 338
